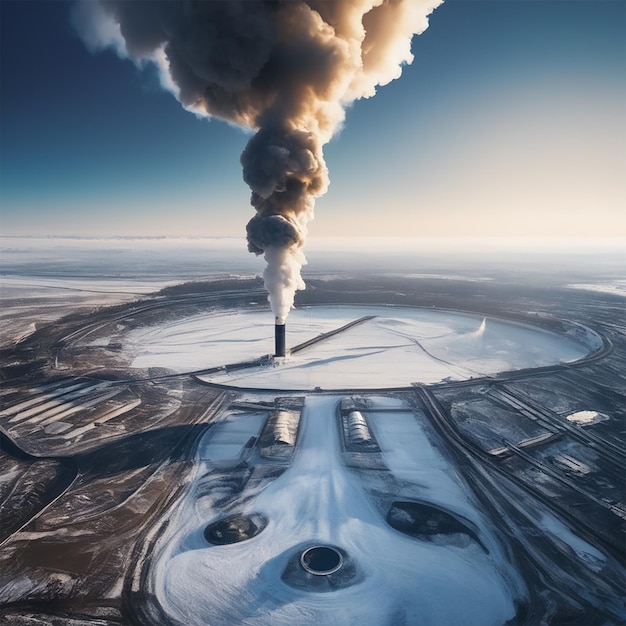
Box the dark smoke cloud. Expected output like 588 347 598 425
74 0 443 323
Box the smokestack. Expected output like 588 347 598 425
275 323 286 358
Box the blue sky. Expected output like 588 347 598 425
1 0 624 238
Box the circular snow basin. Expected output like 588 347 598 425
125 305 599 389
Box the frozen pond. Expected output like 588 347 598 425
124 306 597 389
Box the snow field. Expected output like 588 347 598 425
123 305 595 389
152 395 525 625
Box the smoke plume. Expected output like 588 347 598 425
73 0 442 323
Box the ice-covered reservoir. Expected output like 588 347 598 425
125 305 599 389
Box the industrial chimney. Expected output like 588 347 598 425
275 322 286 357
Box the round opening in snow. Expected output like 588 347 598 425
204 513 267 545
300 546 343 575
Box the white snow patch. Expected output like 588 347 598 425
538 512 606 570
566 410 609 425
568 281 626 298
384 273 494 282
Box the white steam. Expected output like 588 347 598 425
73 0 443 322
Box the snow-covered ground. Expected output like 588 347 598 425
152 395 525 625
3 234 621 349
2 236 621 622
567 281 626 298
0 276 173 347
0 236 257 347
123 306 595 389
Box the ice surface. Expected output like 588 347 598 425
123 306 594 389
152 395 524 625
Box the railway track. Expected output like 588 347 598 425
504 441 626 520
491 385 626 468
413 385 625 563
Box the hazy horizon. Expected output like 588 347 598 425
2 234 625 282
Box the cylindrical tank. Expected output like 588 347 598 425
347 410 372 445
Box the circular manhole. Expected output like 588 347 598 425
300 545 344 575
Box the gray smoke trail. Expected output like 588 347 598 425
73 0 443 323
